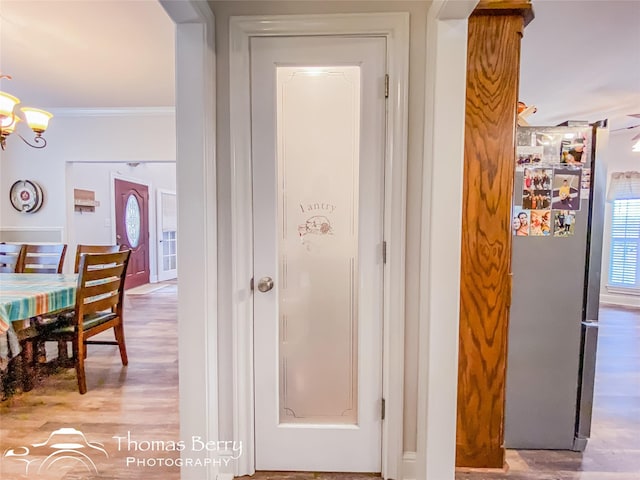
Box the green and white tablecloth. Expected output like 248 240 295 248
0 273 77 363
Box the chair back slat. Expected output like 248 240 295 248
84 295 120 315
81 279 121 301
75 251 131 321
22 244 67 274
74 244 121 273
83 264 127 282
0 243 26 273
24 255 61 265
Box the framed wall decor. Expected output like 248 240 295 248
9 179 44 213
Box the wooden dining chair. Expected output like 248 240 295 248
74 244 121 273
39 245 123 363
38 250 131 394
0 243 26 273
22 244 67 273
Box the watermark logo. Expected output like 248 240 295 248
3 428 242 475
113 431 242 468
3 427 108 476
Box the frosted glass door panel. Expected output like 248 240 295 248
277 66 360 424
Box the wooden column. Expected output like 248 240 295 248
456 0 533 469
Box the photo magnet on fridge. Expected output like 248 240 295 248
552 166 582 211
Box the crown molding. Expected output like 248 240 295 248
48 106 175 117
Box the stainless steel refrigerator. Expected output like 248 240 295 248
505 121 608 451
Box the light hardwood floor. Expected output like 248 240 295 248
0 282 180 479
1 284 638 479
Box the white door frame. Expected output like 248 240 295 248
229 13 409 479
417 1 478 480
158 2 219 478
156 188 177 281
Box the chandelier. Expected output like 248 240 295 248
0 74 53 150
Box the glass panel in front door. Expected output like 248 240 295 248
276 66 360 424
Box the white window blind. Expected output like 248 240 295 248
609 199 640 289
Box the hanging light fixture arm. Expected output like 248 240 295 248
0 133 46 150
18 133 47 149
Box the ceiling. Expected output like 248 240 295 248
520 0 640 132
0 0 638 130
0 0 175 108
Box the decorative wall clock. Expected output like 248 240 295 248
9 179 44 213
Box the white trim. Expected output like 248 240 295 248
163 1 218 478
48 107 175 117
606 285 640 295
66 160 176 165
402 451 417 480
600 293 640 308
417 1 477 480
229 13 409 479
0 226 65 234
0 226 64 243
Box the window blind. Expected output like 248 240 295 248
609 199 640 288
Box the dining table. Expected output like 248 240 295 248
0 273 78 374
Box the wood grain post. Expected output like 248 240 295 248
456 0 533 469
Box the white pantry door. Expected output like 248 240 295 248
251 35 387 472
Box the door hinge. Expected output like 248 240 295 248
384 74 389 99
381 398 386 420
250 277 254 292
382 241 387 264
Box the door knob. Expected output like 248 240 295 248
257 276 274 293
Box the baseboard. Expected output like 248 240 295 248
600 293 640 308
402 451 416 480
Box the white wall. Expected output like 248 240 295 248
208 0 431 454
0 108 176 276
0 111 175 229
68 161 176 279
0 110 176 276
600 128 640 306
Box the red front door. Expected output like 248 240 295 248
115 178 150 289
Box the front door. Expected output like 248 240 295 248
251 36 386 472
114 178 150 289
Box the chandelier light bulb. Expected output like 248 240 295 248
0 91 20 118
21 107 53 134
